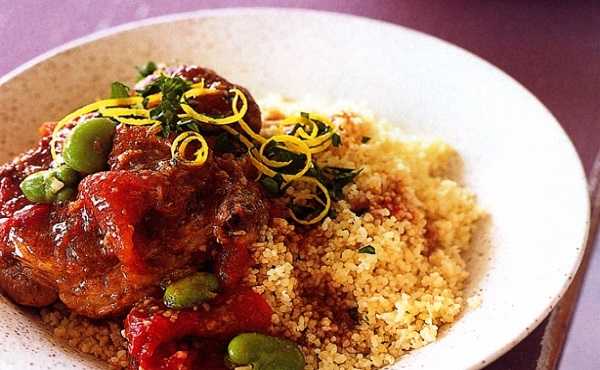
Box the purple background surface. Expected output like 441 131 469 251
1 1 599 369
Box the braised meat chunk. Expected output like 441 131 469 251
0 65 268 318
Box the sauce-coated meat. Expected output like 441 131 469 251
0 66 269 318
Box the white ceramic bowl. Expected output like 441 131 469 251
0 8 590 370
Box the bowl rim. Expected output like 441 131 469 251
0 7 591 369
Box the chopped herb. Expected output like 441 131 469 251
288 123 303 136
138 79 162 97
263 140 308 174
145 75 191 137
361 136 371 144
288 203 320 220
136 61 158 80
186 122 200 133
176 119 201 133
260 174 285 197
260 177 281 196
110 81 130 98
215 132 236 153
327 207 337 219
358 245 375 254
314 119 328 135
332 133 342 147
310 165 362 200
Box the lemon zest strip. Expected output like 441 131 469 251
263 135 312 182
50 96 144 161
180 88 247 125
114 117 161 126
170 131 209 167
99 107 150 118
288 176 331 225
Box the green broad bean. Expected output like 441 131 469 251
163 272 219 309
227 333 305 370
19 170 52 203
63 118 116 174
19 165 80 204
53 164 79 185
55 187 76 202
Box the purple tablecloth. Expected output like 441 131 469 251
1 1 599 369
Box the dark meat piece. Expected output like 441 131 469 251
0 262 57 307
212 159 269 288
1 146 268 318
53 152 267 317
0 134 53 218
0 190 58 307
108 125 172 171
125 288 272 370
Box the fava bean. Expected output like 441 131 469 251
227 333 305 370
163 272 219 309
20 166 79 204
53 164 79 185
55 187 76 202
63 118 116 174
19 170 52 203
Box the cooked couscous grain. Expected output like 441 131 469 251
40 303 128 368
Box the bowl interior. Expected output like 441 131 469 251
0 9 589 370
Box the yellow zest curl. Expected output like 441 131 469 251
146 92 162 107
277 113 336 153
288 176 331 225
99 107 150 118
51 97 145 161
259 135 312 182
180 87 247 125
113 117 161 126
170 131 209 167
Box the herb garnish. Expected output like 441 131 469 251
142 75 192 137
358 245 375 254
262 140 308 175
214 132 234 153
361 136 371 144
260 177 281 196
136 61 158 80
332 133 342 147
260 174 285 197
110 82 131 98
308 164 362 200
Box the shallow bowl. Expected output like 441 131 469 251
0 8 589 370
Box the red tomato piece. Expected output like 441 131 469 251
0 177 29 218
125 288 272 370
78 171 165 274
